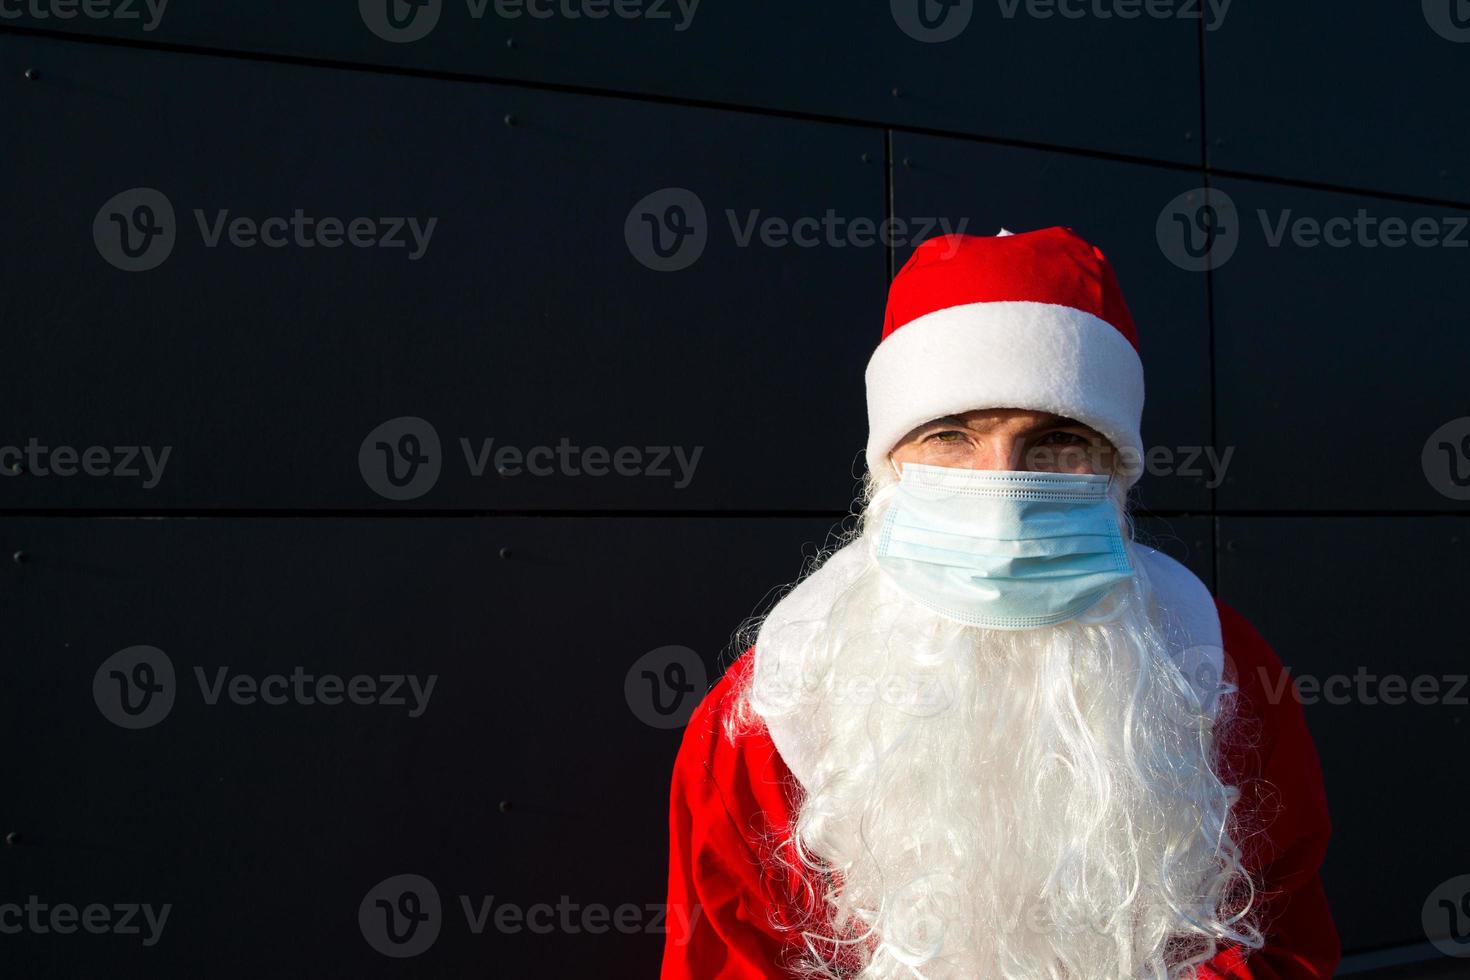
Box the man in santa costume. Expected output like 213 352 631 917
661 226 1338 979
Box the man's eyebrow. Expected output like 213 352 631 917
1033 415 1088 429
922 413 1078 429
915 412 1092 434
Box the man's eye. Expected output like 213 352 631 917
1040 431 1089 446
925 430 966 442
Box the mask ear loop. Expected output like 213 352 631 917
1073 587 1129 627
868 479 903 521
1102 462 1135 542
866 462 907 562
1073 462 1133 628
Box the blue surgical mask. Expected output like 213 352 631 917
871 462 1135 630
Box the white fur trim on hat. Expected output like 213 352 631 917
864 300 1145 486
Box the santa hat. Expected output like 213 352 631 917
865 226 1146 487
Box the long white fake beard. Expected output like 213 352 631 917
735 484 1261 980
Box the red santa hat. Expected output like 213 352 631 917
865 226 1146 487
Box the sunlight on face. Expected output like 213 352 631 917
888 408 1116 477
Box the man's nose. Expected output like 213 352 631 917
971 437 1022 471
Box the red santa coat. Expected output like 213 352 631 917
661 597 1339 978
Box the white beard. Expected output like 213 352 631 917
734 488 1262 979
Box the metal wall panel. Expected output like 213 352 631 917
1210 178 1470 511
893 135 1215 513
5 6 1459 973
1207 7 1470 202
1 2 1200 162
1218 516 1470 952
0 514 840 976
0 33 883 512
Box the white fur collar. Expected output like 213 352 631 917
751 540 1225 791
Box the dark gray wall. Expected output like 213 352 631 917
2 5 1466 976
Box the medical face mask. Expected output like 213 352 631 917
871 462 1135 630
